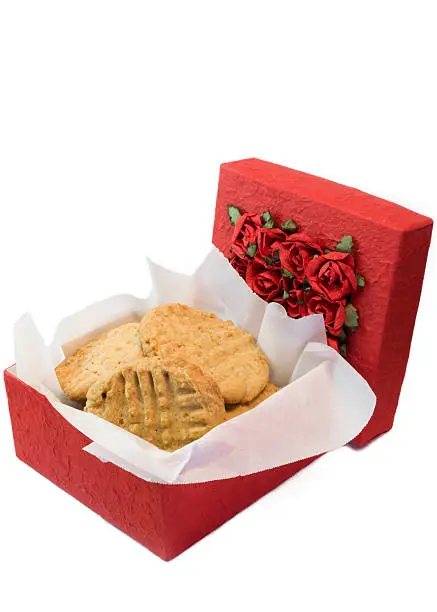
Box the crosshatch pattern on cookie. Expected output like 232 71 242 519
85 358 226 451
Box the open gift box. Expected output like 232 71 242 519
4 158 432 560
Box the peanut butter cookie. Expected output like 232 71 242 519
85 357 226 451
56 322 143 403
225 382 279 421
139 303 269 404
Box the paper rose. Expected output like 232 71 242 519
306 251 357 302
245 258 284 302
276 233 323 280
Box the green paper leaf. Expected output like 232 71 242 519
282 268 294 278
338 329 348 344
247 243 257 258
283 290 290 299
261 210 272 223
297 299 305 305
227 205 242 226
356 273 365 288
335 235 354 253
344 303 359 329
264 249 280 266
324 248 332 254
281 218 298 234
339 343 347 358
263 219 275 229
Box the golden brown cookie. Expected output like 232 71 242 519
225 382 279 421
139 303 269 404
55 322 143 403
85 357 226 451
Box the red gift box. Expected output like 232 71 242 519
4 158 432 559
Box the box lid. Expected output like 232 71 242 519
213 158 433 445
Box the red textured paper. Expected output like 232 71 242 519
4 369 318 560
213 158 433 445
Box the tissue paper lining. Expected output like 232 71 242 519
14 247 375 484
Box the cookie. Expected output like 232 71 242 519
85 357 226 451
225 382 279 421
55 322 144 403
139 303 269 404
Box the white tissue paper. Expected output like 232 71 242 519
14 247 375 485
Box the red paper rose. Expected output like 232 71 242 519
276 233 323 280
246 258 283 301
306 294 346 336
230 213 262 258
282 277 308 318
229 255 248 279
306 251 357 302
257 228 286 262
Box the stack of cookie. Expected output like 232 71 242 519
56 304 278 452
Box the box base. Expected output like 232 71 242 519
4 369 319 560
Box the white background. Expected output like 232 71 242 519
1 2 436 611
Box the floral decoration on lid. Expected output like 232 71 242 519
227 206 365 357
